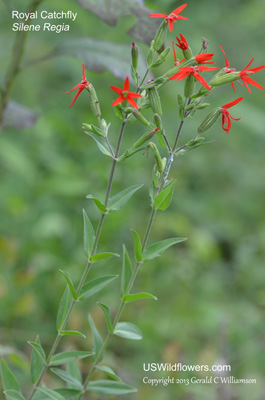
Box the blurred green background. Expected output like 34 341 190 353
0 0 265 399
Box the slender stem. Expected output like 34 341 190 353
138 68 150 89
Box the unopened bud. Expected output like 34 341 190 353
133 129 158 148
197 108 221 134
148 142 164 173
153 19 168 51
127 107 150 127
149 87 162 115
150 47 170 69
87 83 101 117
153 113 163 131
183 47 193 60
210 72 239 87
184 74 195 98
131 42 139 70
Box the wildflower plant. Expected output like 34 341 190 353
1 2 265 400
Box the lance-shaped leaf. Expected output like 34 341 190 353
30 335 44 385
143 238 187 261
55 389 83 398
108 184 143 212
78 275 118 301
86 194 107 213
83 209 95 258
50 351 94 366
123 292 157 303
28 341 46 363
2 101 38 130
95 366 122 382
37 387 66 400
3 391 25 400
97 303 113 333
154 181 176 211
66 360 82 387
59 330 86 339
56 286 72 331
51 368 83 390
121 245 132 296
59 269 77 300
85 132 113 157
131 229 142 262
86 380 137 395
90 252 120 263
114 322 142 340
1 359 21 392
88 315 104 362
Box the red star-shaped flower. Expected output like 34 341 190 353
169 65 219 90
221 97 244 133
110 77 142 109
239 58 265 93
61 64 89 108
219 45 237 91
149 4 188 32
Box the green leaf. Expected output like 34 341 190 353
1 359 21 392
97 303 113 333
82 209 95 258
66 360 82 386
55 389 83 398
143 238 187 261
37 387 65 400
59 270 77 300
88 315 104 362
131 229 143 262
87 380 137 395
90 252 120 263
154 181 175 211
108 184 143 211
59 330 86 339
30 336 45 385
114 105 123 120
86 195 107 213
56 286 72 331
78 275 118 301
51 368 83 390
114 322 142 340
123 292 157 303
2 101 38 130
3 391 25 400
50 351 94 366
95 366 122 382
28 342 46 363
85 131 113 157
121 245 132 296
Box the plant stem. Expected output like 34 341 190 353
27 118 127 400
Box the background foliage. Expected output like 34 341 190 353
0 0 265 398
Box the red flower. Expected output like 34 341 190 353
221 97 244 133
169 65 219 90
176 33 189 50
110 77 142 109
195 53 215 64
61 64 89 108
219 45 236 91
149 4 188 32
172 41 185 66
239 58 265 93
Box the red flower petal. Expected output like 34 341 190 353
82 64 86 80
127 96 139 109
222 97 244 109
193 72 211 90
219 45 229 67
123 77 130 92
68 87 84 108
243 76 264 90
170 4 187 16
111 96 125 107
241 58 255 72
149 13 167 18
168 19 174 32
128 92 142 98
110 85 123 95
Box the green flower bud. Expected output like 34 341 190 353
133 129 158 149
210 72 239 87
127 107 150 127
87 83 101 117
149 87 162 116
153 113 163 131
153 19 168 51
131 42 139 70
183 47 193 60
197 108 221 134
184 74 195 98
148 142 164 173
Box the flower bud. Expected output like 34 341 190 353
148 87 162 115
148 142 164 173
197 108 221 134
210 72 239 87
153 113 163 131
184 74 195 98
127 107 150 127
150 47 170 69
153 19 168 51
131 42 139 70
183 47 193 60
133 129 158 149
87 83 101 117
147 40 155 65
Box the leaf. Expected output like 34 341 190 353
121 245 132 296
86 380 137 395
51 368 83 390
97 303 113 333
50 351 94 366
154 181 176 211
30 336 45 385
131 229 142 262
78 275 118 301
84 131 113 157
143 238 187 261
28 342 46 363
95 366 122 382
66 360 82 386
37 387 65 400
123 292 157 303
88 315 104 361
114 105 123 120
108 184 143 211
86 195 107 213
59 330 86 339
55 389 83 398
114 322 142 340
1 359 21 392
59 270 77 300
90 252 120 263
82 209 95 258
2 101 38 130
3 391 25 400
56 286 72 331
